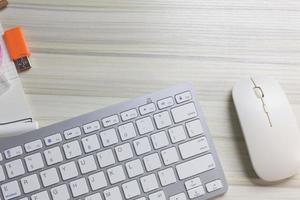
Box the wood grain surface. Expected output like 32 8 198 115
1 0 300 199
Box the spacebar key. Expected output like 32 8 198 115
176 154 216 180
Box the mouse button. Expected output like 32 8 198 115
253 86 264 99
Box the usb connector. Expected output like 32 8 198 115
13 56 31 72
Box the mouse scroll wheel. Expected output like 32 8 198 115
254 87 264 99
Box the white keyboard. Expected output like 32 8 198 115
0 83 227 200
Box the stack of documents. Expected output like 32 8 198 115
0 23 38 136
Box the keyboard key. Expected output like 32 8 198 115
24 139 42 152
206 179 223 193
1 180 21 200
4 146 23 159
175 91 192 103
70 178 89 197
185 177 202 190
63 140 82 159
31 191 50 200
21 174 41 194
158 168 176 186
168 125 186 143
153 111 172 129
0 165 5 182
59 161 78 181
133 137 151 155
0 153 2 161
103 186 122 200
64 127 81 140
89 171 107 191
170 193 187 200
143 153 162 172
44 133 62 146
149 190 166 200
85 193 102 200
25 153 44 172
44 146 63 166
97 149 115 168
107 165 126 184
83 121 100 134
100 128 118 147
122 180 141 199
140 174 158 193
78 155 97 174
176 154 216 180
157 97 174 109
136 197 147 200
171 103 197 123
139 103 156 115
115 143 133 161
136 117 154 135
186 119 204 137
179 137 209 159
5 159 25 178
51 184 70 200
161 147 179 165
121 109 138 121
125 159 144 178
40 168 60 187
118 122 137 141
102 115 119 127
187 186 205 198
82 134 100 153
151 131 169 149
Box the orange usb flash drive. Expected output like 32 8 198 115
3 26 32 72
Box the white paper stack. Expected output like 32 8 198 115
0 23 38 137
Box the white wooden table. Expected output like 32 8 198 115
1 0 300 199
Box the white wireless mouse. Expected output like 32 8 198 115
232 76 300 182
